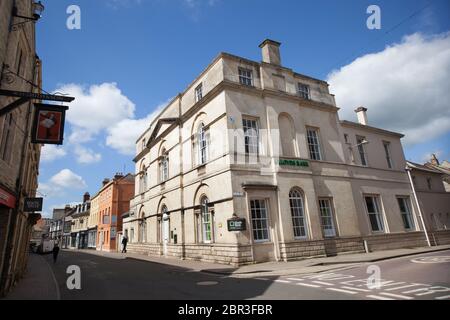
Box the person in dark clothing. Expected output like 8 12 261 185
52 243 60 263
121 236 128 253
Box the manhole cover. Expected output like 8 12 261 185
196 281 219 286
411 256 450 264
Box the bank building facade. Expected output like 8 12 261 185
123 40 450 265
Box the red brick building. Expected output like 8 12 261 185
96 174 134 252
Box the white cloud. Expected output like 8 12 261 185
106 100 169 155
327 32 450 146
49 169 87 189
74 145 102 164
55 83 135 140
40 145 67 162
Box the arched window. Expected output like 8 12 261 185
201 197 212 243
198 123 208 165
159 149 169 182
289 189 308 238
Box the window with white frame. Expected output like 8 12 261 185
243 118 259 156
195 83 203 102
357 136 368 166
297 83 310 99
250 199 269 241
159 151 169 182
383 141 393 169
364 196 384 232
306 128 322 160
239 68 253 86
289 189 307 238
397 197 415 231
319 198 337 237
198 123 208 165
201 197 212 243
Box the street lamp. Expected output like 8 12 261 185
12 1 45 21
347 139 369 163
10 1 44 30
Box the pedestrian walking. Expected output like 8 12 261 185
121 235 128 253
52 242 60 263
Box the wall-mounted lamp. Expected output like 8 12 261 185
11 1 44 29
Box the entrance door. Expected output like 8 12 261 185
163 214 169 256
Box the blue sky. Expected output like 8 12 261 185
36 0 450 217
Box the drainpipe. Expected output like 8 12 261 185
406 166 431 247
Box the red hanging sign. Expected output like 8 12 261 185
31 103 69 145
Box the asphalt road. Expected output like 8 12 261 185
43 249 450 300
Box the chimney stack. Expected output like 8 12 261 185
83 192 90 203
102 178 110 186
259 39 282 66
355 107 368 125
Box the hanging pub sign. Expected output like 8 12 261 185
31 103 69 145
227 217 247 232
23 197 43 212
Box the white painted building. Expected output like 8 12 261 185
124 40 450 265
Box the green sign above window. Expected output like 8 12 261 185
277 158 310 168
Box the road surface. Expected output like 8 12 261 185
44 249 450 300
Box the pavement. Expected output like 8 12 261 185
2 244 450 300
2 253 60 300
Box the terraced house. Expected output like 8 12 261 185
124 39 450 265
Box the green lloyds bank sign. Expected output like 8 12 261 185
277 158 310 168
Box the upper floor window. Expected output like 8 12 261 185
159 150 169 183
426 177 432 190
297 83 310 100
243 118 259 156
142 139 146 151
197 124 208 165
357 136 368 166
383 141 393 169
239 68 253 86
195 83 203 102
306 128 322 160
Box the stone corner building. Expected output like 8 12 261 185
124 39 450 266
0 0 42 295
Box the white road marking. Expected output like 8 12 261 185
312 281 333 286
436 295 450 300
295 282 321 288
274 279 291 284
386 284 425 291
367 295 394 300
379 292 413 300
341 286 370 292
326 287 358 295
287 278 305 282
